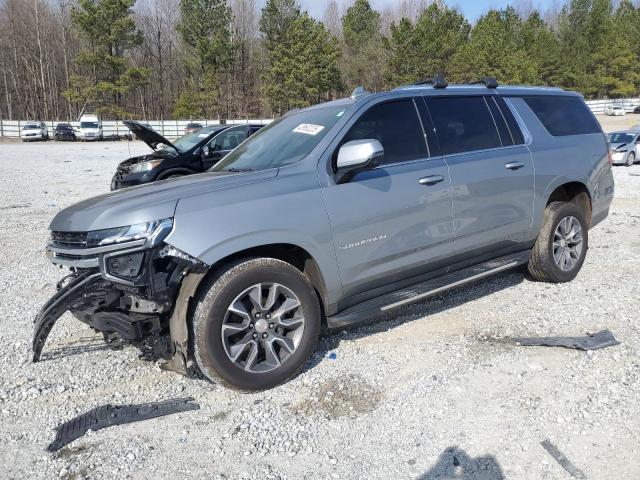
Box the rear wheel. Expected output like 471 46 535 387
528 201 588 283
627 152 636 166
192 258 321 391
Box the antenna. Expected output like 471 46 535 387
350 86 370 99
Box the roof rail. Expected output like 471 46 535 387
471 76 499 89
413 74 448 89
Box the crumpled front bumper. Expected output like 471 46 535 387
33 239 207 363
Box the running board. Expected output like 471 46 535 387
326 251 529 329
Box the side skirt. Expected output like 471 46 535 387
326 251 529 330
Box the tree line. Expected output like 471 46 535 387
1 0 639 121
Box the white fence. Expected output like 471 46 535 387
585 98 640 115
0 118 273 139
1 98 639 137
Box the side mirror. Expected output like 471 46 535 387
202 145 211 157
335 139 384 182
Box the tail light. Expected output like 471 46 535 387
608 150 613 166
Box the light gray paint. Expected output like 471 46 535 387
48 85 614 316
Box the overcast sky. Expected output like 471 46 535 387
298 0 558 21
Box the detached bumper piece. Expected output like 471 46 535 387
47 397 200 452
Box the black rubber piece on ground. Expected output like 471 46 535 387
512 329 620 351
528 201 588 283
541 439 587 479
47 397 200 452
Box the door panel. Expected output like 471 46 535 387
322 159 453 298
445 147 534 254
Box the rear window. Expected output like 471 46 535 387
427 96 501 155
522 96 601 136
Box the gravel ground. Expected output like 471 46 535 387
0 131 638 480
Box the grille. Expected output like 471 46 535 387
51 231 89 248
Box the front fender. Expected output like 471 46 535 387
164 172 343 310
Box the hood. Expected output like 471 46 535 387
124 120 176 151
50 169 278 232
609 142 628 150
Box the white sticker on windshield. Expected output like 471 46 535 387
337 110 345 117
293 124 325 136
198 133 209 138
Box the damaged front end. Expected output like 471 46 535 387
33 218 207 372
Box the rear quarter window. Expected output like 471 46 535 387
522 96 601 136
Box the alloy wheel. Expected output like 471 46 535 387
221 283 305 373
552 216 584 272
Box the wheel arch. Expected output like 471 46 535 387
545 181 592 226
156 168 197 180
194 243 329 316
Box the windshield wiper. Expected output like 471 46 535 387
223 168 254 173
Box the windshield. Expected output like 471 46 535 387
212 105 347 172
57 124 72 130
160 126 226 153
23 124 40 129
609 133 634 143
80 122 99 129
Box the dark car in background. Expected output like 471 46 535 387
54 123 76 141
185 122 203 134
111 121 263 190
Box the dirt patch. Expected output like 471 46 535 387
294 373 383 419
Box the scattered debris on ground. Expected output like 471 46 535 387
512 329 620 351
48 397 199 452
541 439 587 479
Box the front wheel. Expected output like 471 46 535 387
528 201 588 283
627 152 636 166
192 258 321 391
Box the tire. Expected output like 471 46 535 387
192 257 321 391
528 201 588 283
627 152 636 166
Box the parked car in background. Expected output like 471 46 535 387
77 114 103 141
110 121 263 190
54 123 76 141
605 105 626 116
185 122 203 134
20 122 48 141
36 79 614 391
632 106 640 114
608 130 640 166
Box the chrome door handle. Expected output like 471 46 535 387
419 175 445 186
505 161 525 170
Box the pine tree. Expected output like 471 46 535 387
384 4 469 87
65 0 149 118
174 0 234 118
342 0 383 91
262 13 340 114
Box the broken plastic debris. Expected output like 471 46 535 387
512 329 619 351
47 397 200 452
327 352 337 360
541 439 587 479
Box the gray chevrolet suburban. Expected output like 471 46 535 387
34 77 614 391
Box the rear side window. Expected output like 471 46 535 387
522 96 601 136
427 96 501 155
342 99 428 165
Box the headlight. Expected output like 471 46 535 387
85 218 173 247
130 159 163 173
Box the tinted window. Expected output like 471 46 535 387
486 96 512 146
427 96 501 155
210 126 248 151
342 99 428 165
522 96 601 136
